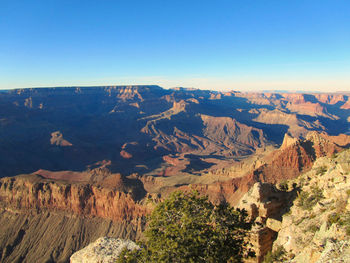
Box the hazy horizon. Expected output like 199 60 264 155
1 84 349 95
1 0 349 92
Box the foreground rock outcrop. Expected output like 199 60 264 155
270 149 350 262
237 182 294 262
70 237 138 263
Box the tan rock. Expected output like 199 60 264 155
50 131 72 146
272 149 350 262
266 218 282 232
70 237 139 263
280 133 298 150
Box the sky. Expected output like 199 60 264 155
0 0 349 92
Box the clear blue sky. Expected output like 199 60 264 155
1 0 349 91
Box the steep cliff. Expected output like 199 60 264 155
0 172 153 263
0 174 150 222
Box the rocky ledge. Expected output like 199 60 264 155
70 237 138 263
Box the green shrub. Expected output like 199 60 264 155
334 212 350 236
327 212 341 228
326 212 350 235
311 186 324 201
316 166 327 176
117 191 251 263
263 246 286 263
298 177 305 187
307 224 319 233
297 191 310 208
117 247 139 263
278 180 288 191
296 187 324 210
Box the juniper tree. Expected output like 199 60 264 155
117 190 251 263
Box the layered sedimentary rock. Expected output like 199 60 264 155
0 175 149 222
0 132 349 262
0 84 350 263
171 132 349 208
0 172 152 263
1 86 350 178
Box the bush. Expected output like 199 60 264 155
307 224 319 233
316 166 327 176
117 191 251 263
327 212 341 228
278 180 288 191
296 191 310 209
263 246 286 263
346 189 350 197
327 212 350 235
296 186 324 210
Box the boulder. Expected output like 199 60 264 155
70 237 139 263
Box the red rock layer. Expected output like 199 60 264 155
175 132 349 206
0 174 151 223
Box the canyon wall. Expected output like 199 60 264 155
0 174 152 263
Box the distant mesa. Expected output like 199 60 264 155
34 169 89 182
120 150 133 159
186 98 199 104
50 131 72 146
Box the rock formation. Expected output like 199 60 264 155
70 237 138 263
268 149 350 262
0 171 152 263
237 183 293 262
50 131 73 147
0 86 349 178
0 86 350 262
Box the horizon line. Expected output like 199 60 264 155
1 84 349 95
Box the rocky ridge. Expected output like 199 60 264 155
174 131 347 208
268 149 350 262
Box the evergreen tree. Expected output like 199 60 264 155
117 191 251 263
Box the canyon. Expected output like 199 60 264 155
1 86 349 178
0 86 350 262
